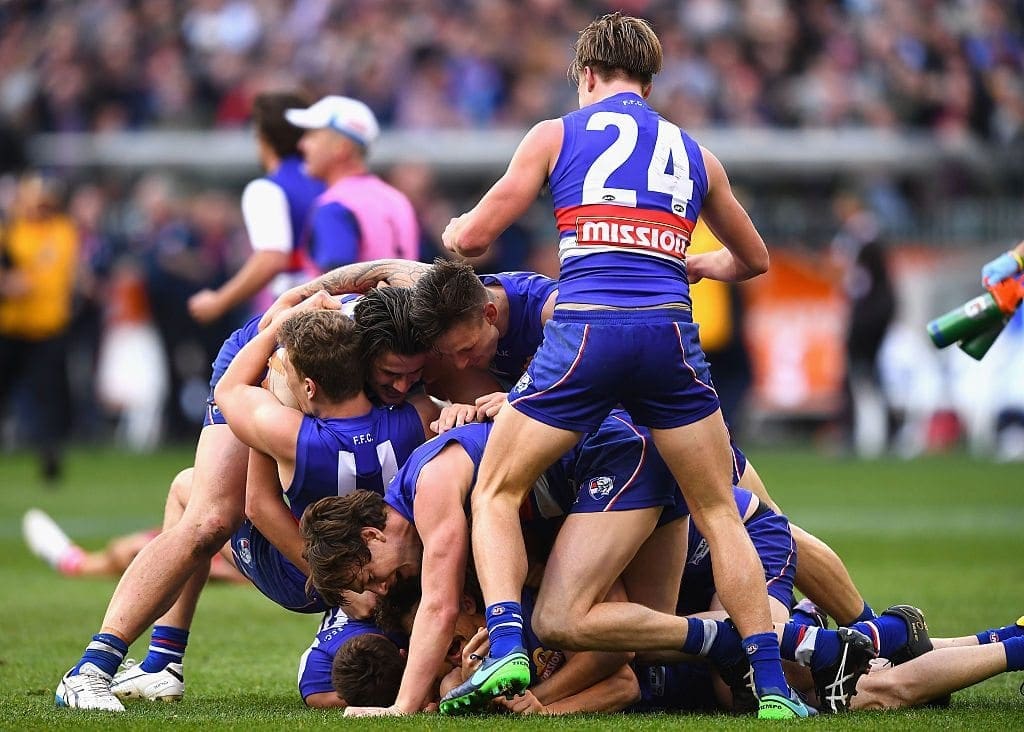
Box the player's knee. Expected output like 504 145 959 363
532 606 582 650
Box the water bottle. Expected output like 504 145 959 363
957 320 1007 361
926 292 1005 349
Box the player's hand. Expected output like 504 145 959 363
495 690 545 715
258 286 308 330
431 403 478 434
474 392 508 419
269 290 340 329
188 289 223 324
343 704 406 717
461 627 490 682
982 251 1024 287
684 252 707 285
442 215 465 254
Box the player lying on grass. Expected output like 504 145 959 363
21 508 244 583
56 289 433 711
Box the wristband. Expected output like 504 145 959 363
1011 250 1024 272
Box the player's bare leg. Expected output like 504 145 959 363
99 425 247 641
651 410 803 716
533 508 687 650
620 517 688 615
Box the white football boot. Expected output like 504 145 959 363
111 659 185 702
55 664 125 711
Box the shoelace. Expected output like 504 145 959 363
76 672 117 696
119 658 139 671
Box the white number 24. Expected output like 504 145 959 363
581 112 694 215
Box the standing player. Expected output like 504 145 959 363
440 13 807 717
189 91 325 324
286 96 419 269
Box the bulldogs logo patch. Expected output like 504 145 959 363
237 538 252 566
587 476 615 500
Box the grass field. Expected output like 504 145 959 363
1 445 1023 730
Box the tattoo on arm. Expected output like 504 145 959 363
300 260 432 296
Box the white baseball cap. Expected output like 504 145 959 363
285 95 380 148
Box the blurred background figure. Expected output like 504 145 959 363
132 175 237 440
187 90 324 324
831 190 897 458
22 507 244 582
288 95 420 268
0 173 78 482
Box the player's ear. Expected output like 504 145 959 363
304 377 316 400
360 526 384 544
483 301 498 325
640 82 652 99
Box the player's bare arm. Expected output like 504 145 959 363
260 259 431 329
214 324 305 477
443 119 562 258
244 448 309 573
687 146 770 284
190 250 290 324
347 447 474 716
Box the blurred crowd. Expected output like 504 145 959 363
0 0 1021 142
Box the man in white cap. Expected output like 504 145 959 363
286 96 420 269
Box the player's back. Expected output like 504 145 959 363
288 402 425 519
384 422 493 524
549 91 709 310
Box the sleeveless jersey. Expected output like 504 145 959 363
384 422 493 524
480 271 557 384
288 402 425 519
311 174 419 265
296 607 407 701
548 92 709 309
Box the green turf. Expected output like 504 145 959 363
1 446 1023 729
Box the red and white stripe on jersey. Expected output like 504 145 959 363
555 203 695 263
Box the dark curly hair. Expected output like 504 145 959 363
300 492 387 607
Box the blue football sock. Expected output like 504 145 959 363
850 601 876 624
1003 636 1024 671
781 623 842 672
681 617 741 663
140 625 189 673
485 601 524 658
852 615 908 657
72 633 129 678
977 617 1024 645
744 632 790 696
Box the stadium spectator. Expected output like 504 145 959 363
1 1 1021 141
287 95 420 269
0 172 78 481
